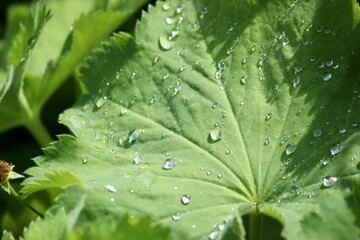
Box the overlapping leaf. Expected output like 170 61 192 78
0 0 149 141
23 0 360 239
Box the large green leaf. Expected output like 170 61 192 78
23 0 360 239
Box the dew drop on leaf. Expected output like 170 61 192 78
209 230 220 239
294 65 302 74
285 144 297 155
162 2 171 11
209 129 222 142
82 157 88 164
320 158 330 166
181 194 191 205
322 176 337 187
172 213 181 221
240 75 247 84
159 35 174 50
313 129 322 138
322 72 332 81
325 59 333 66
292 76 300 87
133 153 144 165
105 184 117 193
265 112 273 121
129 129 142 143
163 158 176 170
330 143 342 155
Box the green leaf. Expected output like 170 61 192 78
68 215 171 240
1 231 15 240
295 190 360 240
23 0 360 239
0 0 149 142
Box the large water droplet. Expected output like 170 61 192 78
163 158 176 170
209 230 220 239
322 72 332 81
285 144 297 155
330 143 342 155
159 35 174 50
209 129 222 142
105 184 117 193
322 176 337 187
181 194 191 205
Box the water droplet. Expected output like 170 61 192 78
330 143 342 155
240 75 247 84
225 149 230 155
214 71 222 79
218 222 226 231
176 4 185 14
218 62 226 70
105 184 117 193
129 129 141 143
325 59 333 66
217 173 223 178
309 56 316 62
212 102 218 109
264 138 271 145
133 153 144 165
294 65 302 74
181 194 191 205
110 197 115 202
149 95 157 105
27 36 36 47
286 144 297 155
120 108 128 115
165 17 176 25
339 128 346 134
242 57 248 64
321 158 330 166
163 158 176 170
207 170 212 176
249 44 257 54
265 112 273 121
322 72 332 81
292 76 300 87
159 35 174 51
172 213 181 221
350 156 356 162
162 2 171 11
209 129 222 142
173 82 181 96
313 129 322 138
322 176 337 187
82 157 88 164
209 230 219 239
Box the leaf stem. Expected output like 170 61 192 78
25 114 53 147
249 213 263 240
9 184 44 218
